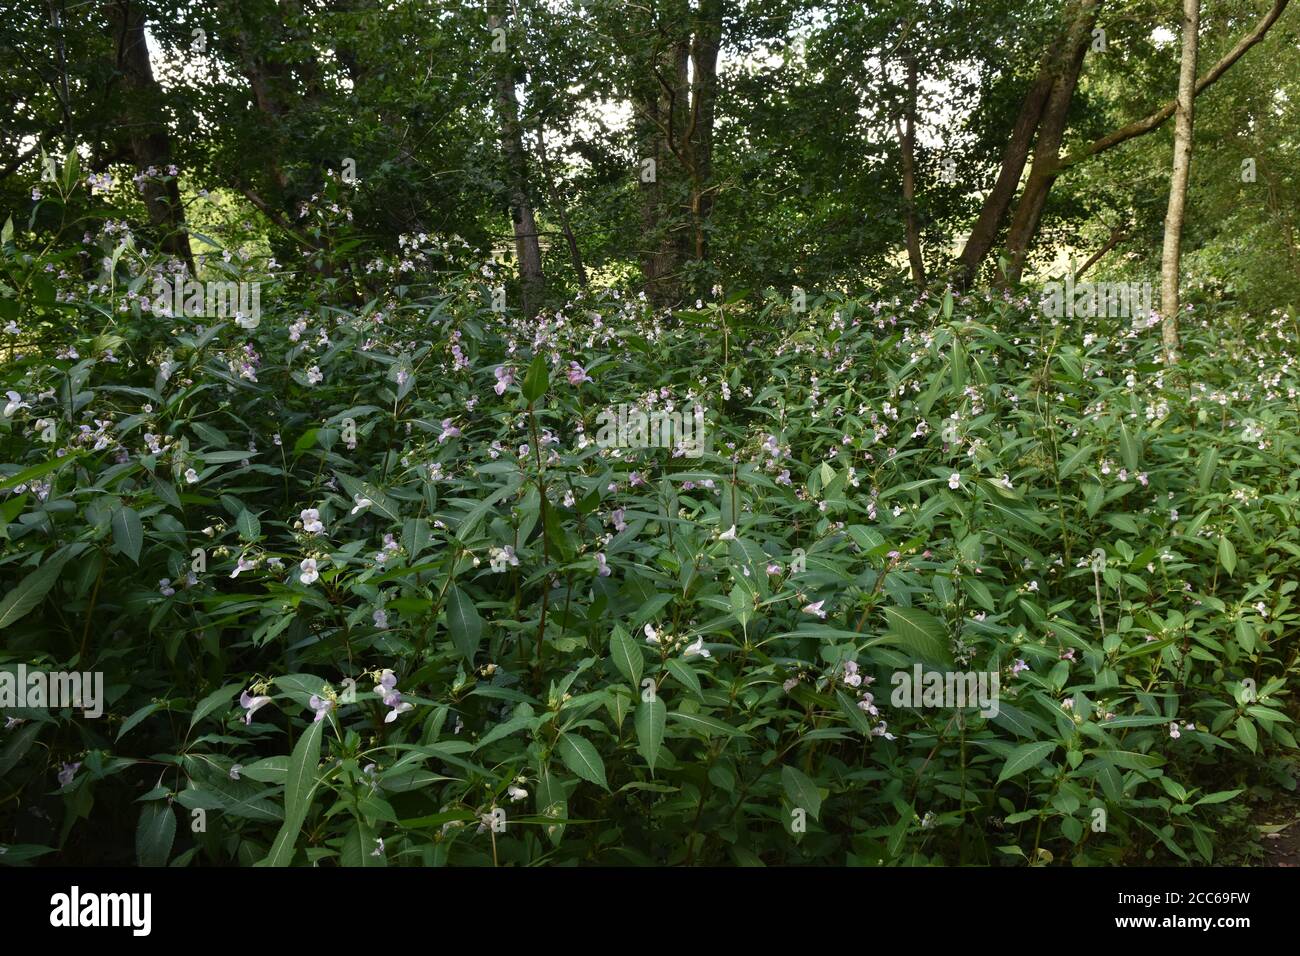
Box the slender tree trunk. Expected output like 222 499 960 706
1074 221 1128 279
635 19 691 307
687 0 723 270
109 0 195 273
1059 0 1289 169
1002 0 1100 284
897 55 926 289
488 12 544 317
954 54 1058 287
968 0 1287 287
1160 0 1200 363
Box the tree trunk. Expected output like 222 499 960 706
489 12 545 317
954 54 1058 287
634 13 691 307
109 0 194 273
1059 0 1289 169
1001 0 1100 284
687 0 723 271
966 0 1287 287
1074 221 1128 279
1160 0 1200 363
897 55 926 289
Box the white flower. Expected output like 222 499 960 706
299 558 320 585
948 473 961 490
184 468 200 484
350 495 372 515
3 391 29 417
719 525 737 541
683 637 711 659
306 365 323 385
300 508 324 534
644 623 660 645
230 556 255 579
507 784 528 802
803 600 826 618
1169 722 1181 739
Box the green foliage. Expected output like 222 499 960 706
1 207 1297 866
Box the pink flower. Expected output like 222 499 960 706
567 362 590 386
438 419 461 443
240 690 273 724
376 670 413 723
494 366 514 395
803 600 827 619
308 694 333 722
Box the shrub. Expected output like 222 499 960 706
1 201 1297 865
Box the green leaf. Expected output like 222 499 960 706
1090 749 1165 771
635 696 666 772
995 741 1057 783
0 722 41 777
236 510 262 541
0 546 81 630
521 353 549 403
445 585 483 661
112 506 144 563
1119 423 1140 472
260 719 324 866
1218 536 1237 576
609 624 642 689
136 801 176 867
668 710 748 738
536 765 567 846
780 764 822 821
341 818 387 867
0 455 75 491
189 683 242 730
664 658 703 699
1193 789 1244 807
1197 447 1218 492
116 702 161 742
1235 716 1258 753
881 606 953 667
556 732 608 790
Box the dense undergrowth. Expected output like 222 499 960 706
2 180 1299 867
